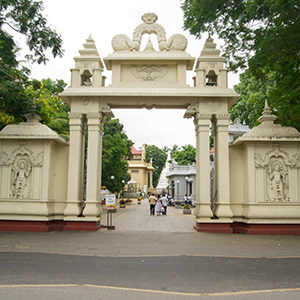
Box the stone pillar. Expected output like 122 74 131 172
213 114 233 220
194 113 213 220
64 113 86 219
150 171 153 188
83 112 105 219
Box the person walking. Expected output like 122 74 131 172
184 194 188 205
155 195 163 216
149 192 156 216
161 193 168 216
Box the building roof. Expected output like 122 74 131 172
131 146 142 155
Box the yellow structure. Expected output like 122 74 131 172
128 145 154 194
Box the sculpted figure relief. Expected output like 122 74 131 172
1 144 44 200
268 160 288 202
111 13 187 52
12 155 32 199
253 145 299 202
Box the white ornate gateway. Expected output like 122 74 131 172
0 13 299 233
59 12 239 231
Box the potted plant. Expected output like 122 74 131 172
119 199 126 208
137 191 143 204
137 196 142 204
125 199 132 205
175 201 181 209
183 204 191 214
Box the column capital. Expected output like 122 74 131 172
194 113 211 134
69 112 86 130
69 112 84 120
215 113 231 121
86 112 103 120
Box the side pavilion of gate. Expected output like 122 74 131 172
0 13 299 234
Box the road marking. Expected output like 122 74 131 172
209 287 300 296
85 284 203 296
1 249 300 259
0 284 77 288
0 284 300 297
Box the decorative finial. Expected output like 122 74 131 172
257 99 277 125
143 37 155 51
141 12 158 24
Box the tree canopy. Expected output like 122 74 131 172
145 145 167 188
172 144 196 165
26 78 70 137
182 0 300 130
0 0 64 123
229 69 275 129
101 118 133 194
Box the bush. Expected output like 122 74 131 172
183 204 191 210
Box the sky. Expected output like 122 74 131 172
18 0 240 150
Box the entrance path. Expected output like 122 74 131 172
111 199 195 233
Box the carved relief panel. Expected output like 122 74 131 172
1 143 44 200
130 65 168 81
254 145 299 203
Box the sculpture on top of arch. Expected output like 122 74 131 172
111 12 188 52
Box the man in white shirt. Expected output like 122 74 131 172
161 193 168 216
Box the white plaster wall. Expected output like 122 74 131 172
230 140 300 223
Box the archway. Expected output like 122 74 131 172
60 12 239 232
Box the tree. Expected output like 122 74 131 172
230 69 275 129
145 145 167 188
101 118 133 194
24 78 70 137
181 0 300 130
0 0 64 123
162 146 170 154
170 144 181 159
172 144 196 166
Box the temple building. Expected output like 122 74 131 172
127 145 155 194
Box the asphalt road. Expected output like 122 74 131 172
1 201 300 299
1 251 300 299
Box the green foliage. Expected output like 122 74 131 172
0 0 63 65
182 0 300 130
102 118 133 194
183 204 191 210
25 78 69 138
172 144 196 166
0 61 32 129
0 0 64 126
170 144 181 159
145 145 167 188
182 0 300 72
230 70 275 128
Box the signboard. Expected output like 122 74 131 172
105 194 116 211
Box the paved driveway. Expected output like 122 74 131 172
111 199 195 233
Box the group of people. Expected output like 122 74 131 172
148 193 169 216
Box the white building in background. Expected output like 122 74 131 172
166 121 250 202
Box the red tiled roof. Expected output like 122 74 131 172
210 147 214 154
131 146 142 155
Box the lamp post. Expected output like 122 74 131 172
110 175 114 194
185 176 189 195
122 180 125 200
